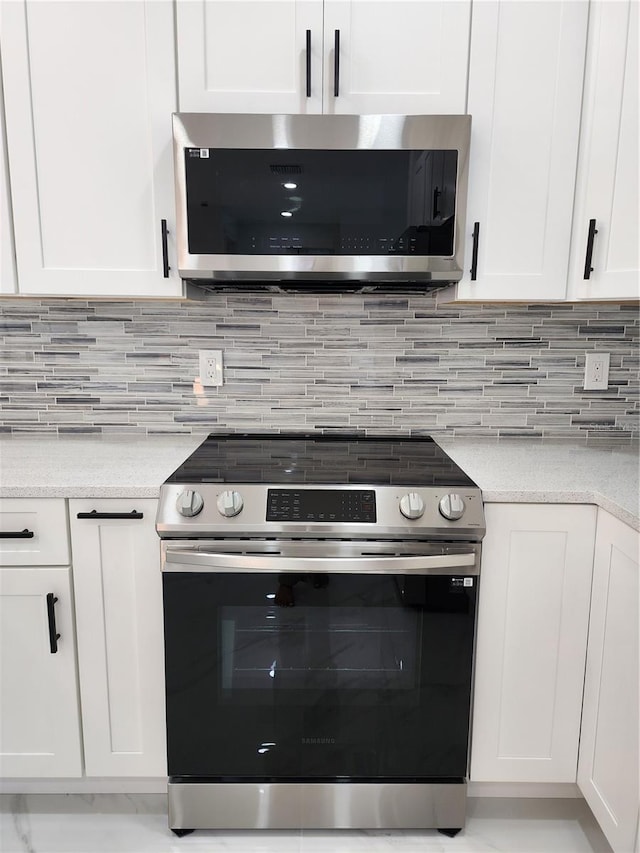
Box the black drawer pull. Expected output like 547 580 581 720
46 593 60 654
334 29 340 97
161 219 170 278
583 218 598 280
0 528 35 539
470 221 480 281
76 510 144 520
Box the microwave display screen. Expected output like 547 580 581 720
184 148 458 257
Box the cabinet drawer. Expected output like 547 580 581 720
0 499 69 566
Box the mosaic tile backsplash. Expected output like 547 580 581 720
0 292 638 444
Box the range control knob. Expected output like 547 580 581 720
399 492 425 520
439 493 466 521
176 490 204 518
217 490 244 518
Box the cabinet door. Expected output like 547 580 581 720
470 503 595 782
567 1 639 301
70 500 166 777
0 62 16 295
0 567 82 777
322 0 470 114
578 510 639 853
453 1 588 301
176 0 324 113
0 0 182 297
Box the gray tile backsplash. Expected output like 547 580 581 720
1 293 638 443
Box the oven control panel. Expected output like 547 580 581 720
266 489 376 523
157 483 486 541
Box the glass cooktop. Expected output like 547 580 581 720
165 433 477 488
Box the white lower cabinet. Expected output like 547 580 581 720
578 510 639 853
0 568 82 777
69 499 166 777
470 503 596 783
0 498 82 777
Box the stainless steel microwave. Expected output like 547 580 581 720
172 113 471 287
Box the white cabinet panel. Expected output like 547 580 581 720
470 503 595 782
0 567 82 777
177 0 325 113
0 498 70 567
176 0 469 115
448 1 588 302
0 0 182 297
568 1 639 300
323 0 470 114
0 60 16 295
70 500 166 777
578 510 639 853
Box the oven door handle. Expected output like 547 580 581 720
162 548 479 575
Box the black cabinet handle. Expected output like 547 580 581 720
76 510 144 520
0 529 34 539
46 593 60 654
334 29 340 97
161 219 170 278
583 218 598 280
470 221 480 281
305 30 311 97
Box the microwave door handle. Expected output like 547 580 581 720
432 187 441 219
334 29 340 97
163 548 478 575
306 29 311 97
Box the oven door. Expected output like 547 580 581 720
161 541 479 783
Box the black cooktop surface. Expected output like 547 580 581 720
165 433 477 488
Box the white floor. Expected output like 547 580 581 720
0 794 613 853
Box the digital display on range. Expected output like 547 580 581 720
266 489 376 523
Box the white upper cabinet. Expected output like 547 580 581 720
322 0 470 114
443 1 589 302
567 1 639 301
177 0 325 113
176 0 470 115
0 61 16 296
0 0 183 298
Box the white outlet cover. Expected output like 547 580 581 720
584 352 610 391
199 350 223 387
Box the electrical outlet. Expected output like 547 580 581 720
584 352 610 391
199 350 223 387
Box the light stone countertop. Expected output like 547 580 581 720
0 434 637 530
435 438 639 531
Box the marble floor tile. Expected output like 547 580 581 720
0 794 612 853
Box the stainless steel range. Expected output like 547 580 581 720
155 433 485 838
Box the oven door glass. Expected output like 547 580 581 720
163 569 476 781
184 149 458 257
